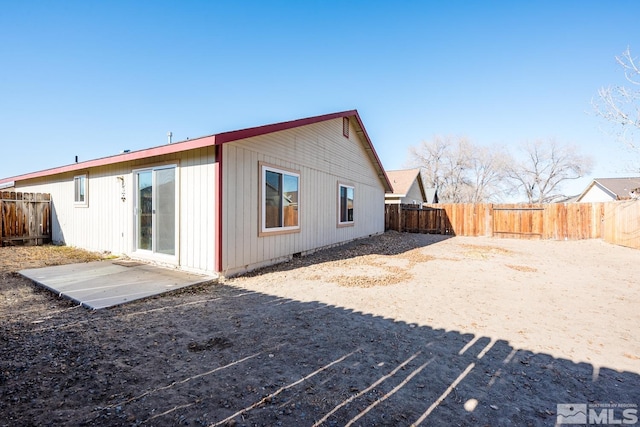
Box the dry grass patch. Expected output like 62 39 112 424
298 248 433 288
397 248 436 264
0 245 107 273
506 264 538 273
333 271 412 288
459 244 514 259
322 248 432 288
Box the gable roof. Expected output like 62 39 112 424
424 187 438 204
385 168 427 201
0 110 392 192
577 177 640 201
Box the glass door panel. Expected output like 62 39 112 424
137 171 153 251
135 167 176 257
156 168 176 255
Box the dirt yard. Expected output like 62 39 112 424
1 233 638 426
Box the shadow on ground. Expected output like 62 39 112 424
238 231 452 278
0 280 637 426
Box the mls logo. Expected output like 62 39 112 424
557 403 638 425
557 404 587 424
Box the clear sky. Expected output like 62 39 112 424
1 1 638 196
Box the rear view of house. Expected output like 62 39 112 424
0 110 392 276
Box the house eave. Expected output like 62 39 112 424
0 110 393 193
0 135 218 185
576 180 618 202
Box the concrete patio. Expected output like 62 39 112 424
19 260 216 309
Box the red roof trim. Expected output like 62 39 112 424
214 110 357 144
0 135 218 184
351 113 392 191
0 110 392 191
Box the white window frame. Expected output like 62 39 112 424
74 174 88 207
337 182 355 226
259 163 300 236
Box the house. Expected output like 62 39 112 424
424 187 439 204
384 168 437 205
0 110 392 276
576 177 640 203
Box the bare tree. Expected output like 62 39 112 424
408 136 510 202
506 140 592 203
593 47 640 155
468 146 512 203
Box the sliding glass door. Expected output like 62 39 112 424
135 166 177 258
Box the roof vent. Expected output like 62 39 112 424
167 131 173 144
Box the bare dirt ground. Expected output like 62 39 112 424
1 233 638 426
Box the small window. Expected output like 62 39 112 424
260 164 300 235
338 183 354 226
343 117 349 138
74 174 88 206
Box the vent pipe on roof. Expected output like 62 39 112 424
167 131 173 144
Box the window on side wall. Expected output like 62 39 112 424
74 174 88 207
338 183 354 226
260 163 300 235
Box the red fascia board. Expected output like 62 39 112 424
0 109 392 191
350 113 393 192
214 110 359 144
0 135 218 184
214 109 394 191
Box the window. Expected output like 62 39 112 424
338 183 354 225
343 117 350 138
260 164 300 235
74 174 88 206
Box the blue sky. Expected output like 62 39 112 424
1 1 638 196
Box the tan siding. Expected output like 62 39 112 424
177 147 216 273
17 151 217 274
223 145 237 270
15 116 384 276
181 150 194 268
222 117 385 275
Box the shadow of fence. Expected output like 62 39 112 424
3 282 637 426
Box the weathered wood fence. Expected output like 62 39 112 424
1 192 51 246
603 200 640 249
385 201 640 249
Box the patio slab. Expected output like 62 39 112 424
19 260 216 309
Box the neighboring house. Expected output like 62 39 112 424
0 110 392 276
384 168 437 205
424 187 439 204
576 177 640 203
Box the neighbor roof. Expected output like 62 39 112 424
385 168 426 199
424 187 438 204
577 177 640 201
0 110 392 192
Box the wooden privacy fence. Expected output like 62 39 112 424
603 200 640 249
1 192 51 246
386 201 640 248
